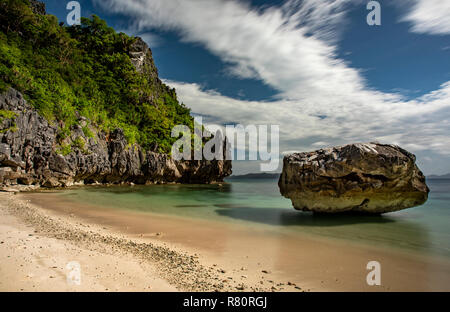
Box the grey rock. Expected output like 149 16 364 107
0 187 20 193
279 143 429 214
0 88 232 189
0 143 11 162
128 36 178 103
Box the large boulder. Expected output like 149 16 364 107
279 143 429 214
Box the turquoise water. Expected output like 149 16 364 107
54 178 450 258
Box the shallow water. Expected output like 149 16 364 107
52 178 450 259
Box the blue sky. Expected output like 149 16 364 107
42 0 450 174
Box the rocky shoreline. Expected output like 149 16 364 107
0 88 231 192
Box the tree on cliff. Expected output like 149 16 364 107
0 0 194 153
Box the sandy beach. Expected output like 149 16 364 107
0 192 275 292
1 191 450 292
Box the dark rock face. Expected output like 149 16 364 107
130 37 155 75
129 37 178 103
279 143 429 214
0 88 231 189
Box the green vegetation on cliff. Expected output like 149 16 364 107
0 0 194 153
0 108 17 133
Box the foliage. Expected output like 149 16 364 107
56 143 72 156
72 136 85 149
82 125 94 139
72 136 90 154
0 109 16 120
0 0 195 153
0 109 17 133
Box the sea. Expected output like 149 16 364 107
51 178 450 259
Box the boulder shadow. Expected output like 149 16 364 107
214 206 397 227
214 206 436 255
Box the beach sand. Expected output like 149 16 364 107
1 191 450 292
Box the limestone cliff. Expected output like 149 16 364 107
0 0 232 190
0 88 231 190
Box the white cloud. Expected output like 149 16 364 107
139 32 162 47
401 0 450 35
169 80 450 157
96 0 450 174
311 141 332 148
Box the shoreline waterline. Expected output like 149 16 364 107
28 178 450 258
15 184 450 291
0 192 276 292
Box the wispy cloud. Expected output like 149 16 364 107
96 0 450 173
169 79 450 155
401 0 450 35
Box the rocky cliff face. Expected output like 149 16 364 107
0 88 231 190
0 1 232 190
129 36 178 103
279 143 429 214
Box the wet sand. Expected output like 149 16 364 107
2 191 450 291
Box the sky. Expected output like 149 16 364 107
42 0 450 175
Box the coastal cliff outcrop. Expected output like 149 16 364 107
0 0 231 190
0 88 231 189
278 143 429 214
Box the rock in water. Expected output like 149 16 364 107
278 143 429 214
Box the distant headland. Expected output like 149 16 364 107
428 173 450 180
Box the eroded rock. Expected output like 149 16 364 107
278 143 429 214
0 88 231 189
